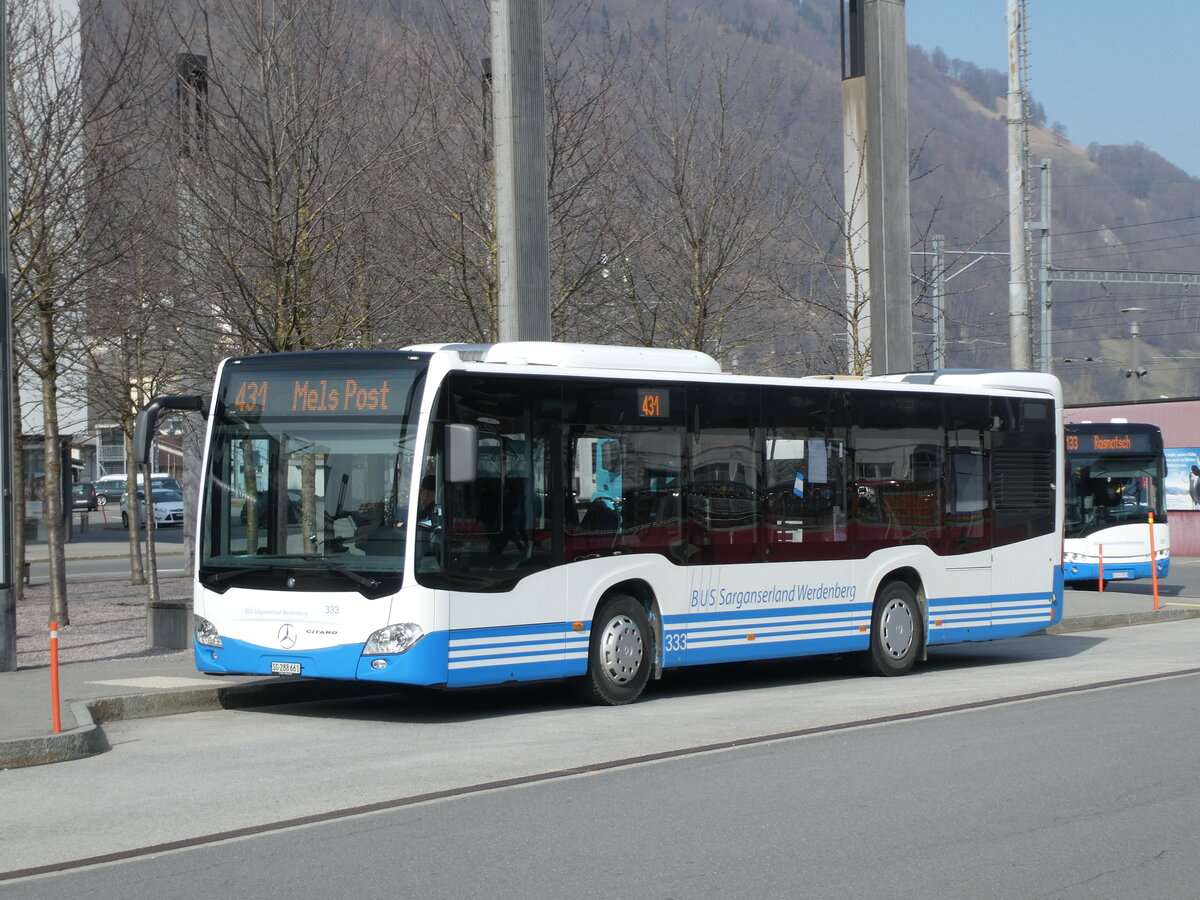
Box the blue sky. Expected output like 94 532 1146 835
905 1 1199 178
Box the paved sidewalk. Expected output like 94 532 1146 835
3 542 1198 769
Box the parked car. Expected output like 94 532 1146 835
72 482 98 511
95 473 181 507
149 475 182 492
95 475 130 507
121 488 186 528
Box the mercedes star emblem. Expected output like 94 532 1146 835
278 624 297 649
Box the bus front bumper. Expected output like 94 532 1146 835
194 631 450 685
1063 558 1169 583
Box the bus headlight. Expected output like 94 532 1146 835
364 623 424 655
195 616 223 648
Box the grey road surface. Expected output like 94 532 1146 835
29 555 187 584
10 671 1200 899
4 618 1200 887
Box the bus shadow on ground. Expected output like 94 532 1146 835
921 631 1105 671
240 632 1105 726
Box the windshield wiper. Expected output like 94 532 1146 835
204 562 291 586
321 561 380 591
203 555 380 591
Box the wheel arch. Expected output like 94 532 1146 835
593 578 663 680
873 566 928 660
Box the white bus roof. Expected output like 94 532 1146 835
404 341 724 375
871 370 1063 402
404 342 1060 400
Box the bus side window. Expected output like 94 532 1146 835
572 435 622 529
944 395 991 553
564 382 685 562
762 386 849 562
849 391 944 551
444 376 557 591
689 386 759 564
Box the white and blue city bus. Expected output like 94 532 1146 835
1063 421 1169 585
136 343 1064 704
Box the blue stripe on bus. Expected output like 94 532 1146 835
663 589 1060 661
660 603 873 666
927 589 1060 644
446 622 591 686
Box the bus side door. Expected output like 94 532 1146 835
443 376 568 686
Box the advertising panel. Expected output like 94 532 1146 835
1164 447 1200 511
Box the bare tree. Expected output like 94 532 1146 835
783 145 874 375
779 131 986 377
604 5 807 365
86 247 181 587
162 0 425 357
7 0 158 622
386 0 498 342
542 3 638 339
390 0 636 345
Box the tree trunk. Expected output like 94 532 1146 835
38 314 68 625
142 461 161 607
11 371 26 607
124 429 146 585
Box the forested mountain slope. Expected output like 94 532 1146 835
573 0 1200 400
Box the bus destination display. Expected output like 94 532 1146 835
224 372 397 418
1066 431 1154 454
637 387 669 418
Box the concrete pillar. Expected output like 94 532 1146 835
841 0 913 375
491 0 552 342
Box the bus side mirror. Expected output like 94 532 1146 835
134 395 207 465
446 423 478 484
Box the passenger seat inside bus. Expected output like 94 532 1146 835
580 497 619 531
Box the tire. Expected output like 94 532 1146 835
575 594 653 705
861 580 923 676
98 495 107 507
121 511 129 528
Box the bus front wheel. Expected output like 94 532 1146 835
861 580 923 677
576 594 652 705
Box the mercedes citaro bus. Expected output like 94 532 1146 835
136 343 1064 704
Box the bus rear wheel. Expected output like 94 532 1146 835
575 594 652 705
861 580 923 676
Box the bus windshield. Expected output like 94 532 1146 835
200 355 427 593
1065 453 1166 538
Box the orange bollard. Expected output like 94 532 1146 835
1097 544 1104 592
1149 513 1160 611
50 620 62 733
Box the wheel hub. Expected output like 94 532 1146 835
600 614 643 684
880 598 914 659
